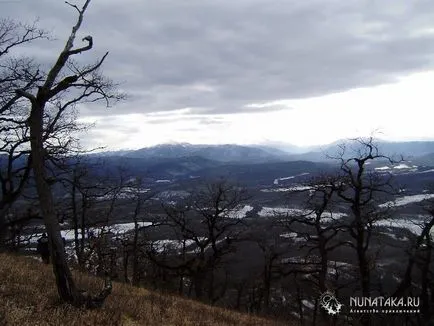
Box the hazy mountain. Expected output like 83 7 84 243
411 152 434 166
255 141 314 154
320 140 434 158
111 143 290 163
274 140 434 162
88 140 434 166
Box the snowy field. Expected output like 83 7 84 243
280 232 305 242
379 194 434 208
374 217 432 235
96 187 151 201
150 237 222 254
258 207 347 220
227 205 254 218
261 185 312 193
21 221 153 244
273 173 310 185
374 163 418 172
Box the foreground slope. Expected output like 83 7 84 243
0 254 287 326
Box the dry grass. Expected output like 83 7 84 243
0 253 292 326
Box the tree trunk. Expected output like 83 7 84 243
357 246 371 297
79 196 87 267
263 263 272 314
29 101 78 303
123 249 130 283
318 239 328 293
0 209 7 250
194 271 205 300
71 177 84 268
28 99 111 308
420 242 432 322
296 282 304 326
15 0 113 308
132 215 140 286
235 283 244 310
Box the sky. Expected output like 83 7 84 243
3 0 434 150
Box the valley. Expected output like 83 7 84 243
6 140 434 324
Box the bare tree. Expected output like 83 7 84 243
126 177 155 286
58 158 110 269
0 18 48 247
149 180 250 303
248 222 287 314
330 137 400 325
15 0 123 307
277 174 350 325
394 199 434 323
284 175 345 293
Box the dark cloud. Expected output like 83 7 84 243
3 0 434 117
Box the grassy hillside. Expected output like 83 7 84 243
0 254 289 326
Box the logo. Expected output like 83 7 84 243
349 296 420 314
320 291 343 315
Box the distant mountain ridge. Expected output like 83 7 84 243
94 143 289 164
286 140 434 162
91 140 434 164
73 140 434 187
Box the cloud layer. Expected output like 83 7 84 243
3 0 434 147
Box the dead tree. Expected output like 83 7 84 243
191 181 249 302
15 0 122 307
151 180 250 303
394 200 434 323
127 177 155 286
330 137 400 325
283 174 345 294
0 18 47 247
248 222 288 314
277 174 346 325
57 158 111 269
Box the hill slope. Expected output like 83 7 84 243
0 254 286 326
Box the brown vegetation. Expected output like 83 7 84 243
0 253 289 326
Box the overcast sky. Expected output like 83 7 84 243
3 0 434 149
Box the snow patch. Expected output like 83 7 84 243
393 164 411 169
379 194 434 207
273 173 310 185
258 207 346 221
258 207 301 217
375 218 429 235
379 232 408 241
418 169 434 174
280 232 305 243
280 232 298 239
302 300 315 310
21 222 154 244
261 185 312 193
96 187 151 201
375 166 391 171
227 205 254 219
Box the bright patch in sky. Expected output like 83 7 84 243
79 70 434 150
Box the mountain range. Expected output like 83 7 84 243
79 140 434 186
92 140 434 164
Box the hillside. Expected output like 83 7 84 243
0 254 287 326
